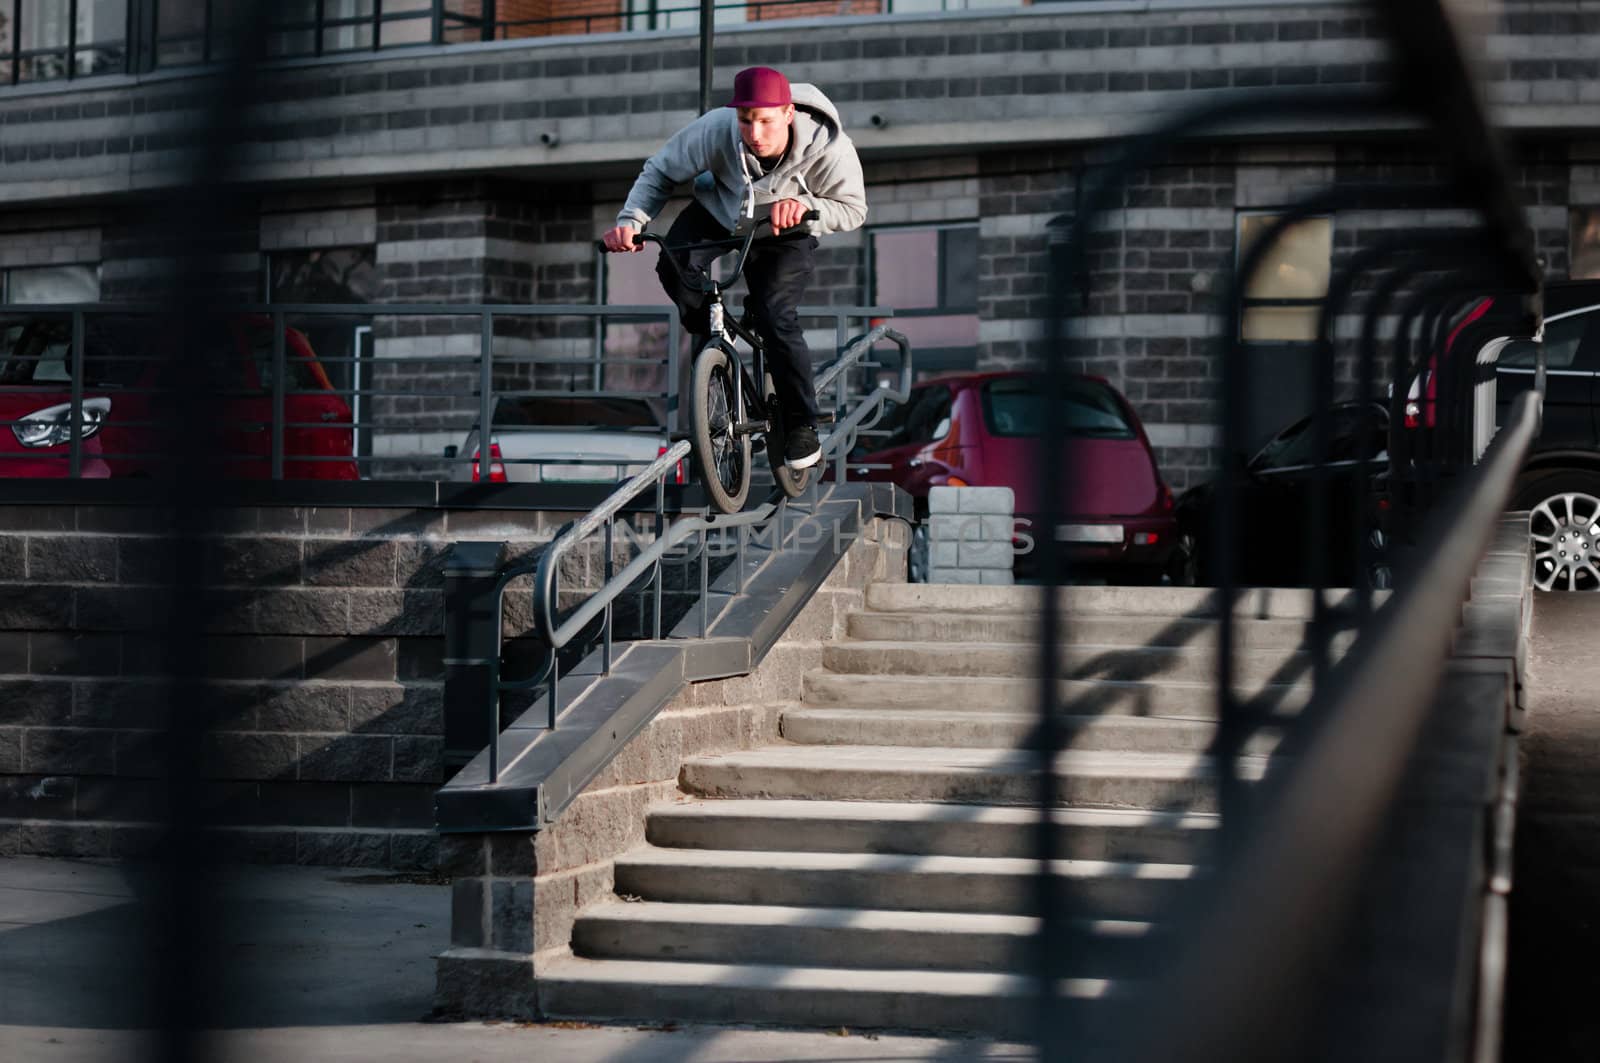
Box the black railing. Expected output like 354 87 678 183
1031 1 1543 1058
0 0 1027 87
0 301 889 484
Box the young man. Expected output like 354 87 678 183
600 66 867 470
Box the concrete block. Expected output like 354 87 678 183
957 487 1015 516
491 878 534 953
959 539 1015 568
928 567 982 585
979 568 1017 586
928 486 961 514
929 514 1010 544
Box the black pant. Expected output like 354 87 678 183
655 200 820 426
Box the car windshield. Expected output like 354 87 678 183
492 396 663 429
1251 406 1387 470
981 377 1135 439
0 318 152 388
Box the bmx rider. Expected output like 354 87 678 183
600 66 868 471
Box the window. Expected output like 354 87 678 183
2 263 101 303
1250 405 1386 472
1237 213 1333 343
867 223 978 377
1573 208 1600 282
981 376 1135 440
1498 312 1593 370
152 0 432 68
2 0 127 85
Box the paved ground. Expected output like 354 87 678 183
1502 590 1600 1060
0 857 1031 1062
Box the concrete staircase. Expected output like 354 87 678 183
539 584 1348 1035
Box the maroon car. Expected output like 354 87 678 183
851 371 1179 583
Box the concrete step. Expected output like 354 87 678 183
800 670 1310 717
679 745 1268 812
779 708 1282 754
572 900 1156 975
847 610 1329 650
612 846 1198 920
645 799 1218 864
866 582 1380 619
538 954 1106 1038
823 640 1323 684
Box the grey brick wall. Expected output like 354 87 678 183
0 503 623 870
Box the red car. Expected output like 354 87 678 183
851 371 1179 583
0 315 357 480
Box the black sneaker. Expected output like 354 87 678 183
784 423 821 470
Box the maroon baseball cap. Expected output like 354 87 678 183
728 67 792 109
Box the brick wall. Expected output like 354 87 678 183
0 503 613 869
1 3 1594 202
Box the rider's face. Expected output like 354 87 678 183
737 105 794 159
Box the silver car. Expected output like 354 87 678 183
452 395 679 484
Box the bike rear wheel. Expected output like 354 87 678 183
691 345 752 514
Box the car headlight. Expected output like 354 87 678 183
11 397 111 449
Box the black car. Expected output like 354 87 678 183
1174 402 1390 588
1433 280 1600 591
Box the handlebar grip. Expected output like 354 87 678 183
802 209 821 222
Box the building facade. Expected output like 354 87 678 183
1 0 1598 486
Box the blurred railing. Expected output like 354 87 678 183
1033 1 1543 1059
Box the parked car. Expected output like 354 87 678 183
0 314 357 480
849 371 1179 584
452 395 679 485
1399 280 1600 589
1174 401 1390 588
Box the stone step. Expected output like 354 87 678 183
678 745 1269 813
866 582 1378 619
538 954 1106 1038
822 640 1323 684
612 846 1198 920
847 610 1332 650
572 900 1156 975
779 708 1282 754
645 799 1218 864
800 671 1309 717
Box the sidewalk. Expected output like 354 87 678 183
0 856 1032 1062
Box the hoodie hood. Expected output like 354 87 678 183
617 83 868 239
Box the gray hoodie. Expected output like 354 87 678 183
616 83 867 238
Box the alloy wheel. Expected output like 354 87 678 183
1530 491 1600 591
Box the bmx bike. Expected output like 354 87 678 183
598 210 826 514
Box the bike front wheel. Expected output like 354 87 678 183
691 345 752 514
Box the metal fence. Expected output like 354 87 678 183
0 301 891 484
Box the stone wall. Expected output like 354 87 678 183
0 502 629 869
433 514 907 1016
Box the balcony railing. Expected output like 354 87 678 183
0 0 1024 89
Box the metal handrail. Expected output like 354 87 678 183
472 324 910 783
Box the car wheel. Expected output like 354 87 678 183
1513 472 1600 592
1168 531 1201 587
909 523 930 584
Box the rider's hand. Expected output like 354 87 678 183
769 199 809 233
602 224 641 253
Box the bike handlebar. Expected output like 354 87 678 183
594 210 822 279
